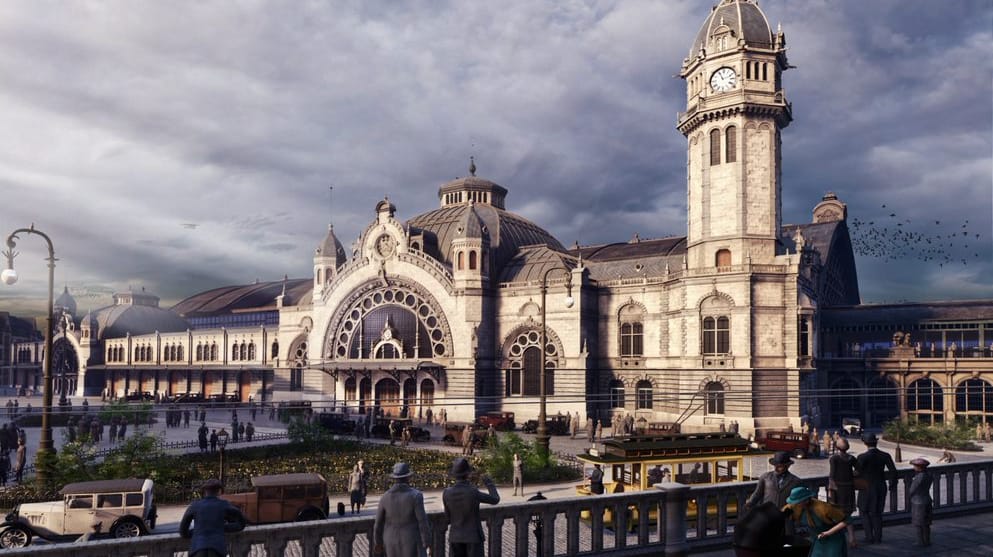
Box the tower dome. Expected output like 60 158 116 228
690 0 774 55
316 224 347 265
55 285 77 317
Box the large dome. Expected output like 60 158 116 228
691 0 773 55
407 174 564 273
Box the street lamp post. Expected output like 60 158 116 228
217 428 230 486
2 225 58 482
536 266 574 463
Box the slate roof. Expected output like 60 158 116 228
89 303 189 340
171 278 312 317
822 300 993 327
691 0 774 54
567 237 687 283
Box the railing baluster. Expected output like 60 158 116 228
566 506 581 555
486 513 503 557
590 501 604 552
612 501 627 548
636 499 650 546
541 509 556 556
335 530 355 557
514 510 530 557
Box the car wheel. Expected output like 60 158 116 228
0 525 31 548
112 518 143 538
297 507 325 521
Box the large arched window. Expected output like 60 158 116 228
420 379 435 407
610 379 626 409
344 377 357 405
504 329 558 397
620 322 644 357
956 378 993 416
240 342 248 360
907 378 944 424
247 343 255 360
209 343 218 361
271 340 279 359
231 344 239 361
705 381 725 415
710 128 721 166
702 316 731 355
636 380 653 410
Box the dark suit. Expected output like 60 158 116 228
746 470 800 536
374 483 431 557
442 477 500 557
856 447 897 543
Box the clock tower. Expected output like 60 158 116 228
678 0 791 269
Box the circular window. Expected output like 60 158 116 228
545 344 557 356
510 344 522 356
431 329 444 341
383 291 394 302
405 294 417 307
426 316 437 328
434 344 446 356
362 299 373 309
419 304 430 317
337 346 347 357
527 331 540 343
373 293 383 304
343 321 353 331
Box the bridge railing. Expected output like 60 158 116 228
4 460 991 556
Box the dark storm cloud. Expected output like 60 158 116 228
0 0 989 316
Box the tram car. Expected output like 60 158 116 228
576 431 769 529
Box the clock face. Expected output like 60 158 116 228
375 234 396 258
710 67 737 92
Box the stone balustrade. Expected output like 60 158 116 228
4 460 991 556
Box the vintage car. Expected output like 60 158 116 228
168 392 205 404
0 478 156 548
125 391 154 402
442 423 489 448
840 418 863 437
757 430 810 458
221 473 329 523
476 411 515 431
316 412 358 435
370 417 430 442
521 414 570 435
206 393 240 407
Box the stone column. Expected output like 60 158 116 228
657 481 691 557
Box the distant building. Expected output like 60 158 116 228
6 0 991 431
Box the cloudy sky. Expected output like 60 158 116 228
0 0 990 316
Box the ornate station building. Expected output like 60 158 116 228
3 0 991 433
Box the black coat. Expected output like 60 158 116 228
856 447 897 514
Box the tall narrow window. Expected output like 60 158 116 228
703 316 731 355
469 251 477 270
522 346 541 396
457 251 465 270
705 381 725 414
725 126 736 163
799 318 810 357
636 380 653 410
710 129 721 166
620 322 644 356
610 380 626 408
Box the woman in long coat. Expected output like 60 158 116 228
828 437 858 547
909 458 933 547
374 462 431 557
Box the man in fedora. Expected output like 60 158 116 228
856 433 897 544
442 457 500 557
179 479 247 557
746 451 801 535
374 462 432 557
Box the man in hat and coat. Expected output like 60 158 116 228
908 458 933 547
374 462 432 557
442 457 500 557
179 479 247 557
855 432 897 544
746 451 801 535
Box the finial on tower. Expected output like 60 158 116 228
469 156 476 177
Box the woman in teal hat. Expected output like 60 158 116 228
783 486 852 556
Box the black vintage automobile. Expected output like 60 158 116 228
521 414 571 435
370 417 430 442
316 412 357 435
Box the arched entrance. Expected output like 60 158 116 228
375 378 401 417
359 377 372 414
402 378 416 419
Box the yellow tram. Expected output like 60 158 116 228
575 431 769 528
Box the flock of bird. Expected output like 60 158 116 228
850 205 983 268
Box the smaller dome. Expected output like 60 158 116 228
55 286 77 317
453 203 488 242
691 0 774 55
375 197 397 217
316 224 347 266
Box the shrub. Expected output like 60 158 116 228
884 419 981 451
477 432 582 484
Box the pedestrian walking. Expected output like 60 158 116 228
424 407 433 426
512 453 524 496
198 423 209 453
595 420 603 441
349 464 366 514
783 486 852 557
828 437 858 547
401 426 411 448
109 420 118 444
443 458 500 557
586 418 594 443
570 414 578 439
231 418 239 443
209 429 218 452
238 422 246 442
908 458 933 548
14 439 26 483
373 462 431 557
118 418 128 441
856 433 897 545
184 409 191 428
179 478 247 557
245 422 254 442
